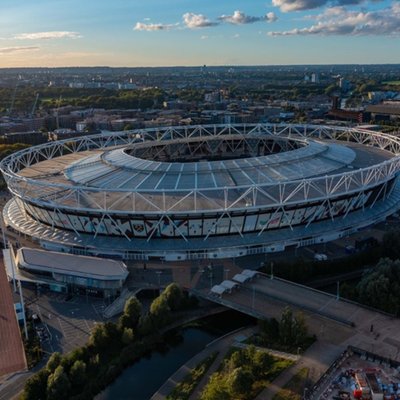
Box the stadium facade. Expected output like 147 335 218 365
1 124 400 261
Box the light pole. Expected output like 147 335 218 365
336 281 340 300
156 271 162 294
270 261 274 280
10 244 17 293
198 269 205 289
252 285 255 309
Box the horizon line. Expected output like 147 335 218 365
1 63 400 70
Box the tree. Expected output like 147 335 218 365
252 351 273 378
46 352 62 373
162 283 183 311
69 360 86 387
226 349 248 371
121 327 134 345
138 314 154 337
119 297 142 330
47 366 71 400
292 312 308 346
356 258 400 314
227 367 253 396
200 373 230 400
279 307 294 346
382 230 400 261
21 369 49 400
259 318 279 342
89 323 120 353
149 295 171 328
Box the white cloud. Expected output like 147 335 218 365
183 13 218 29
272 0 325 12
219 10 278 24
266 12 278 22
272 0 382 12
200 35 209 40
0 46 40 54
269 3 400 35
219 10 261 24
134 22 177 31
13 31 81 40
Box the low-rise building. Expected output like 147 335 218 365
14 248 129 297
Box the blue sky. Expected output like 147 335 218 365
0 0 399 67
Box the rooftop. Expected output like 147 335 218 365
17 248 128 280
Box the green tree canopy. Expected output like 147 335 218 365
119 297 142 330
149 295 171 328
356 258 400 315
121 327 134 345
69 360 87 387
200 373 230 400
21 369 49 400
46 366 71 400
163 283 184 311
227 367 253 396
279 307 294 346
382 230 400 261
46 352 62 373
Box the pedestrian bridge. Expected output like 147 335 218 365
191 273 387 328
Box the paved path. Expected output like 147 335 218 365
255 340 341 400
151 327 256 400
0 371 33 400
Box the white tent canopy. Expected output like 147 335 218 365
210 285 227 296
232 273 251 284
242 269 258 279
220 280 239 291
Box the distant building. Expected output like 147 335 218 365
110 118 142 131
204 91 222 103
366 101 400 121
311 73 320 84
328 96 369 123
49 129 83 141
0 131 47 145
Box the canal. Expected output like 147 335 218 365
96 310 254 400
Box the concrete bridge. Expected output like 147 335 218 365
191 273 400 366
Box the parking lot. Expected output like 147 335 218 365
23 289 107 355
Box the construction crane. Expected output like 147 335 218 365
30 93 40 118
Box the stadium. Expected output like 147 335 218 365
1 123 400 261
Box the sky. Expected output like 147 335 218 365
0 0 399 67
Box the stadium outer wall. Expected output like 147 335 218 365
1 123 400 261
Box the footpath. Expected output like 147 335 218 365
255 340 343 400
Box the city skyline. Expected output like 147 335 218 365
0 0 399 67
